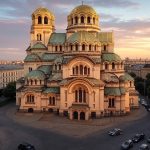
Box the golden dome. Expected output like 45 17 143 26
70 5 97 15
32 7 54 18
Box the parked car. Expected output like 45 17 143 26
139 144 149 150
121 139 133 150
147 137 150 143
108 128 123 136
18 142 35 150
132 133 145 143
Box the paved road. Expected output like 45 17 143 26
0 103 150 150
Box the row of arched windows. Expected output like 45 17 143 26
55 45 62 52
69 44 97 51
27 95 34 103
38 16 48 24
49 97 55 105
72 65 90 75
108 98 115 108
104 62 124 70
54 64 61 70
75 88 87 103
27 79 42 85
71 16 96 25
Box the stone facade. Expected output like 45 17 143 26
16 5 139 120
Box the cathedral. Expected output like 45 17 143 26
16 4 139 120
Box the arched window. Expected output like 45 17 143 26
88 68 90 75
70 45 73 51
105 63 108 70
104 45 107 51
73 67 75 75
83 90 86 103
75 44 78 51
38 16 42 24
35 80 37 85
81 16 84 23
80 65 83 75
76 66 78 74
75 16 78 24
130 81 132 87
53 97 55 105
84 66 87 75
108 98 115 108
49 97 55 105
82 44 85 51
55 46 58 51
37 34 42 41
44 16 48 24
94 45 97 51
55 64 57 70
60 45 62 51
93 17 95 24
89 45 92 51
75 90 78 102
71 18 73 25
40 80 42 85
79 88 82 103
87 17 91 24
27 94 34 103
59 64 61 70
112 62 115 69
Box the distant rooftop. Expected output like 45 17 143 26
0 64 24 71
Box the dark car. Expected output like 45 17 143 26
139 144 149 150
147 137 150 143
18 143 35 150
108 128 123 136
132 133 145 143
121 139 133 150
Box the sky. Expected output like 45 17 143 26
0 0 150 60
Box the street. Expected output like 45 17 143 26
0 103 150 150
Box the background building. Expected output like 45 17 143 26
16 5 139 120
0 64 24 89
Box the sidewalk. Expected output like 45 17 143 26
7 104 148 138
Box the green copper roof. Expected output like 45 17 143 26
31 42 47 49
49 73 62 81
104 87 126 96
43 87 60 94
41 53 60 61
26 70 45 80
102 53 121 62
67 31 98 44
119 73 134 82
49 33 66 45
37 65 52 75
102 73 119 83
24 54 41 62
54 56 63 64
98 32 113 43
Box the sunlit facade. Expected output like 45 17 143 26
16 5 139 120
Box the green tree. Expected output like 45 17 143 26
2 82 16 100
129 72 136 78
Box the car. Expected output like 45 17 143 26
121 139 133 150
141 101 147 106
18 142 35 150
147 137 150 143
139 144 149 150
108 128 123 136
132 133 145 143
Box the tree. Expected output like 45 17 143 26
2 82 16 100
129 72 136 78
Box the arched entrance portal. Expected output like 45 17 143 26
80 112 85 120
28 108 33 113
73 111 78 119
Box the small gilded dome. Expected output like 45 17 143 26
70 5 97 15
32 7 54 19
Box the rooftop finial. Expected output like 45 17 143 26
82 1 84 5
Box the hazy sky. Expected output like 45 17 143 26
0 0 150 60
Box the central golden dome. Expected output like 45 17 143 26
70 4 97 15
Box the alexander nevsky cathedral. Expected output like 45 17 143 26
16 4 139 120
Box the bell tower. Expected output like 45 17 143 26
30 7 55 46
